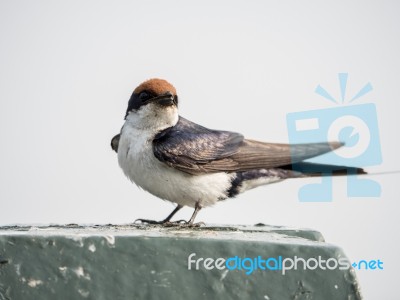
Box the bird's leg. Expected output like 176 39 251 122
188 203 201 224
182 202 204 227
135 205 183 225
161 205 184 223
135 203 205 227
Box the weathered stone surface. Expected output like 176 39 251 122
0 224 361 300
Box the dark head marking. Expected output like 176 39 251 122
125 78 178 119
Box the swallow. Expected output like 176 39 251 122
111 78 365 226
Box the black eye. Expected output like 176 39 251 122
139 91 151 102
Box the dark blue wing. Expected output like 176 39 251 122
153 117 244 173
152 116 343 175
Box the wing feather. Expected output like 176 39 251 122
152 117 343 175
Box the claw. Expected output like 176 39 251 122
168 221 205 228
186 222 205 228
133 203 204 227
134 218 205 227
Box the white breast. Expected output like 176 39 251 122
117 123 234 208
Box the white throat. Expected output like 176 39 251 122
124 103 179 133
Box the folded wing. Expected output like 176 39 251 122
153 117 342 175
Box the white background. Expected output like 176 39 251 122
1 1 399 298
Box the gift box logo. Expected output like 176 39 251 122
286 73 382 202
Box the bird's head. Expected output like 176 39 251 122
124 78 179 130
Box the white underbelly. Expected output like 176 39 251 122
117 126 234 208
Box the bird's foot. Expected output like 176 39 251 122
134 218 187 226
134 218 205 227
164 221 205 228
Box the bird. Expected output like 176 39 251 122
111 78 365 226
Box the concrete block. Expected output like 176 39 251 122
0 224 362 300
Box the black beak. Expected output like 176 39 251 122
153 92 176 107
